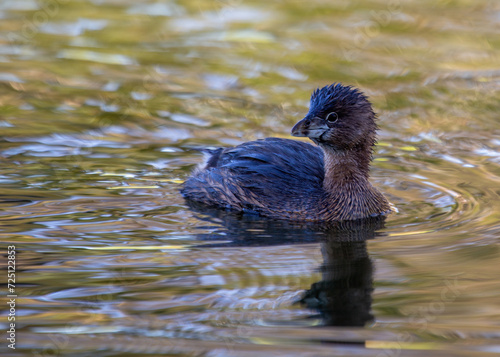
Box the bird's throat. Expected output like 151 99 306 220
321 145 372 193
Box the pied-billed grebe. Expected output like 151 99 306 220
182 83 391 222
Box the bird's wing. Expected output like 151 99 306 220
182 138 324 213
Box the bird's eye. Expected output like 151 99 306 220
326 112 338 123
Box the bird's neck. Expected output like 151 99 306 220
317 144 391 221
321 145 372 193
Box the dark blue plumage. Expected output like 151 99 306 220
182 138 324 217
182 83 391 222
310 83 369 117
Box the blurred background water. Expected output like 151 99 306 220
0 0 500 356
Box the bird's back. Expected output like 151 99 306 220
182 138 325 219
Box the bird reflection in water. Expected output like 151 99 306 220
299 218 383 327
188 202 385 328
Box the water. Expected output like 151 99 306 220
1 0 500 356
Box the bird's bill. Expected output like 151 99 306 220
291 116 327 139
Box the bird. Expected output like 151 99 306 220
181 83 391 222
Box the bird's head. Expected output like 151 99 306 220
291 83 378 151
